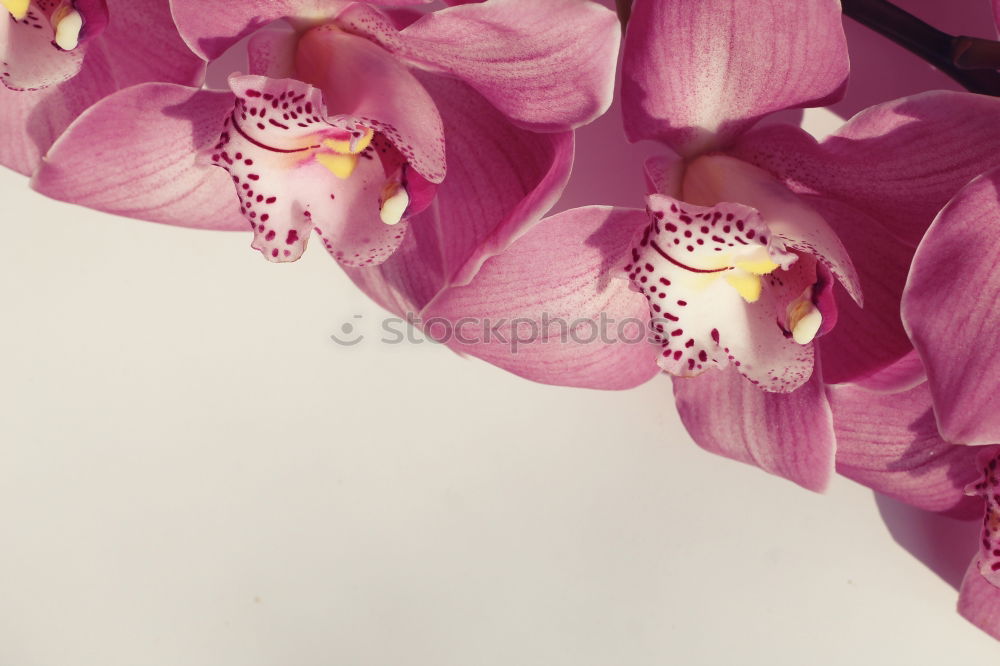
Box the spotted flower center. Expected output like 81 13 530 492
967 450 1000 588
210 74 421 265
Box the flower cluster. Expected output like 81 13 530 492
6 0 1000 644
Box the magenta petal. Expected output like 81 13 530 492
731 92 1000 247
829 381 981 515
959 557 1000 641
673 364 835 491
247 29 297 78
346 73 573 317
421 206 659 390
847 350 926 394
339 0 620 131
621 0 848 155
803 195 917 385
295 26 445 183
902 169 1000 446
31 82 246 231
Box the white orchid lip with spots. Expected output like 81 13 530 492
31 0 620 270
1 0 108 90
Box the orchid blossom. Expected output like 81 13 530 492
0 0 203 174
380 0 1000 491
30 0 619 269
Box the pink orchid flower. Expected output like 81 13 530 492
0 0 204 174
30 0 619 268
384 0 1000 491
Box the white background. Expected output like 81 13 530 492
3 0 1000 662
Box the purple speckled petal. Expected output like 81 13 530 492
630 193 818 392
965 448 1000 585
673 364 835 491
216 74 411 265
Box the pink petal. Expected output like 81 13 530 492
902 168 1000 446
682 155 862 306
630 193 819 392
1 3 87 90
0 0 205 174
31 82 246 231
620 0 848 155
731 91 1000 247
846 349 926 394
829 380 982 515
802 195 917 385
294 25 445 183
247 29 296 78
421 206 659 390
168 0 429 61
959 557 1000 642
673 364 835 491
218 74 409 265
338 0 620 131
345 72 573 317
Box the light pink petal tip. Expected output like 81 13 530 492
422 206 660 390
621 0 848 155
169 0 430 61
902 168 1000 446
32 82 246 231
346 73 573 318
339 0 620 131
830 380 981 516
673 365 836 492
732 91 1000 247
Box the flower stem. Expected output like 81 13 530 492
841 0 1000 96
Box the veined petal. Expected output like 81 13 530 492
294 25 445 183
421 206 660 390
959 557 1000 642
168 0 431 61
345 72 573 318
630 194 819 392
673 364 835 492
31 82 246 230
337 0 620 131
730 92 1000 247
902 169 1000 446
217 74 411 265
830 380 982 515
620 0 848 155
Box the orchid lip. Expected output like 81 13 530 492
230 113 320 154
650 240 731 274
